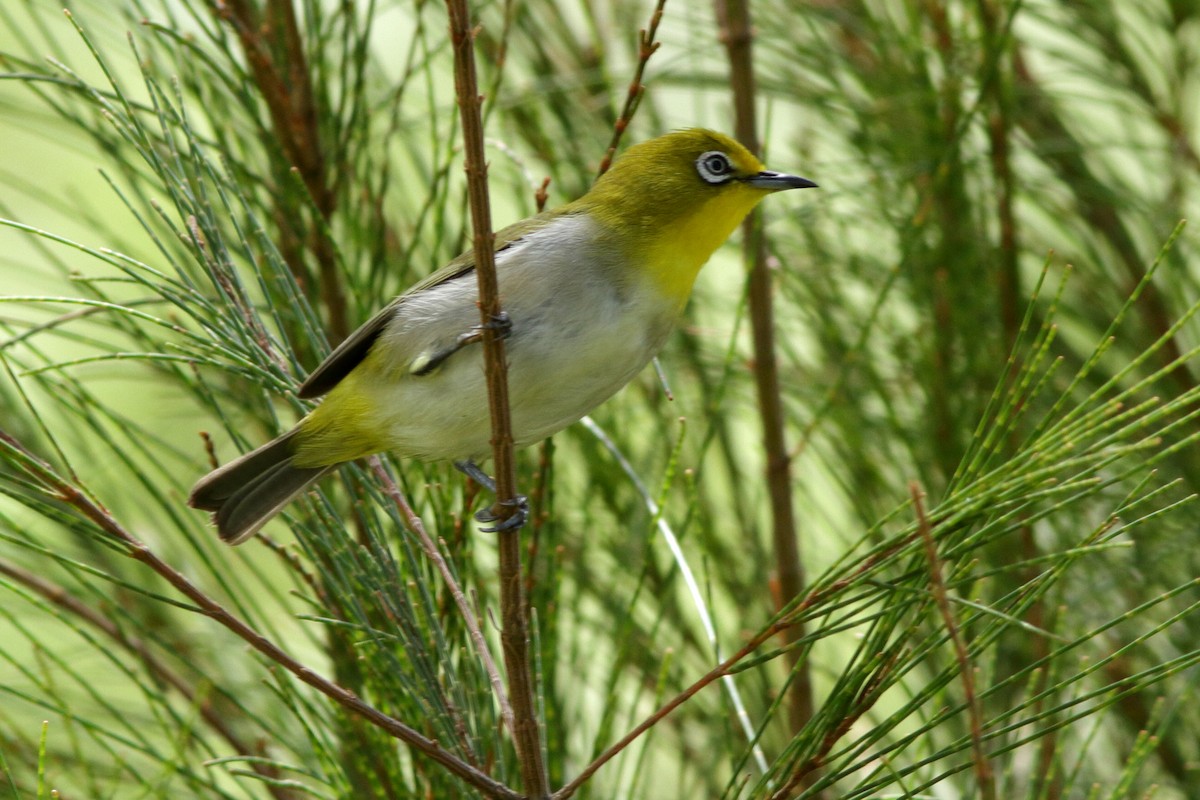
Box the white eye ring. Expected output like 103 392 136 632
696 151 734 184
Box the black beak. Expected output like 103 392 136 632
741 171 819 190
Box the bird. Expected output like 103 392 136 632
189 128 817 544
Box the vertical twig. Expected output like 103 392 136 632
714 0 815 738
210 0 350 341
595 0 668 178
911 483 994 800
443 1 548 797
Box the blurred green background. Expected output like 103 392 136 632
2 1 1199 798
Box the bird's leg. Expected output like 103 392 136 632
453 459 496 492
453 459 529 533
411 312 512 376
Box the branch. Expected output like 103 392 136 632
369 458 514 733
0 429 521 800
715 0 814 738
0 558 302 800
553 526 922 799
443 1 547 796
209 0 350 341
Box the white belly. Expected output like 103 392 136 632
364 214 680 461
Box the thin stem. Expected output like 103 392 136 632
595 0 667 178
0 558 301 800
0 429 521 800
443 1 547 796
715 0 814 738
912 484 995 800
369 458 514 734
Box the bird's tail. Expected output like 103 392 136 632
188 431 333 545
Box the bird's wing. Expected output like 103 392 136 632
295 212 554 399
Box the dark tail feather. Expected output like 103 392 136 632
188 431 333 545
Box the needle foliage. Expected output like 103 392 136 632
1 1 1199 798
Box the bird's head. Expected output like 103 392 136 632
576 129 817 300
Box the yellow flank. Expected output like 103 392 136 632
293 371 383 466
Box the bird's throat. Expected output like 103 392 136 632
643 188 764 301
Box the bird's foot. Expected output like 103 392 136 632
453 460 528 532
478 310 512 340
456 311 512 350
474 495 529 533
411 313 513 377
454 459 496 492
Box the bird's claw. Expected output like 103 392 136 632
482 311 512 339
474 494 529 533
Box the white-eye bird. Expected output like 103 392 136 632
189 129 817 544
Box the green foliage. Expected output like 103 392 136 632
1 1 1199 798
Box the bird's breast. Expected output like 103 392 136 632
303 213 683 464
499 214 681 444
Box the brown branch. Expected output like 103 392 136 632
715 0 815 741
0 429 521 800
209 0 349 341
443 1 547 797
595 0 668 178
911 483 994 800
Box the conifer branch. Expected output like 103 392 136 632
0 429 522 800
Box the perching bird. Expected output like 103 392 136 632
189 129 817 544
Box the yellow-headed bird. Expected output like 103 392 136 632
189 129 817 543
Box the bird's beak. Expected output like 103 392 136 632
741 171 819 191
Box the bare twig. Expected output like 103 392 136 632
369 458 514 733
553 527 923 800
715 0 815 740
595 0 668 178
443 1 547 796
911 483 994 800
0 429 521 800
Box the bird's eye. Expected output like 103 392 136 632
696 151 734 184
